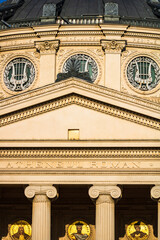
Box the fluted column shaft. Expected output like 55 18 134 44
89 185 121 240
151 185 160 240
25 185 58 240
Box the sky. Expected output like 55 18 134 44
0 0 7 3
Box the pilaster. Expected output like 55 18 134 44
151 185 160 240
89 185 121 240
25 185 58 240
35 40 59 86
101 40 126 90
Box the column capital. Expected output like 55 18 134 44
24 185 58 199
89 185 122 200
101 40 126 54
151 185 160 200
35 40 60 54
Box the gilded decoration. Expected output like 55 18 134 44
56 48 103 84
59 223 95 240
126 221 149 240
0 52 39 96
122 51 160 96
68 221 90 240
119 222 157 240
0 220 32 240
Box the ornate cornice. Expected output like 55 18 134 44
89 185 122 199
0 148 159 158
0 93 159 130
151 185 160 200
25 185 58 199
35 40 59 54
0 79 159 112
101 40 126 54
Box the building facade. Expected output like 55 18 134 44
0 0 160 240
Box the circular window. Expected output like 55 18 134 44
127 56 160 91
62 54 98 82
4 58 35 92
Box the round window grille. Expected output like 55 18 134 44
127 56 160 91
62 54 98 82
4 58 35 92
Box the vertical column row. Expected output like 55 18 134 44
151 185 160 240
25 185 58 240
89 185 121 240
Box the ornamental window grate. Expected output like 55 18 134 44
127 56 160 91
4 58 35 92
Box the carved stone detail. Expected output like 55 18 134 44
0 93 159 130
96 195 114 205
0 52 39 96
25 185 58 199
151 185 160 200
35 40 59 54
0 149 159 159
101 40 126 54
89 185 122 199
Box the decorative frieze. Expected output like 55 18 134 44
1 148 159 158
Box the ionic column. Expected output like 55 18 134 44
35 40 59 86
101 40 126 91
89 185 121 240
25 185 58 240
151 185 160 240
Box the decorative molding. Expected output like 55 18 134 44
122 51 160 96
101 40 126 54
0 78 159 111
33 194 50 203
96 195 114 205
24 185 58 199
0 52 39 96
0 148 160 159
151 185 160 200
0 93 159 130
35 40 59 54
89 185 122 199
